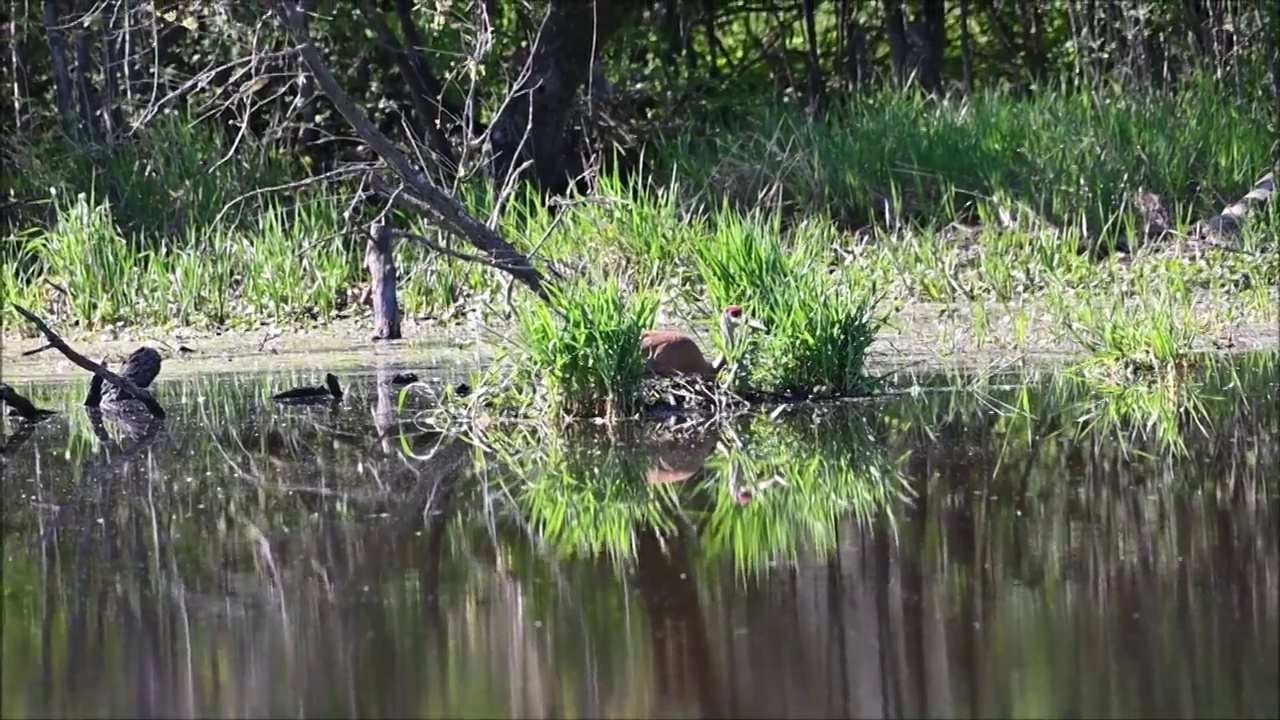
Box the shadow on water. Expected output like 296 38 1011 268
1 354 1277 719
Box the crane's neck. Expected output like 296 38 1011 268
710 313 737 375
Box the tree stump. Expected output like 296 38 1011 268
366 221 402 340
97 347 163 410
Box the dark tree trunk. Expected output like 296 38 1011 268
101 0 127 137
884 0 909 85
959 0 973 91
73 25 104 145
918 0 946 92
802 0 825 115
487 0 643 194
43 0 79 139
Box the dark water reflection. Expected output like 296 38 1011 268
2 357 1277 719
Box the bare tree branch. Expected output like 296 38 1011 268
270 0 551 301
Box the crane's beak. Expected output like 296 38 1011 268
746 317 769 333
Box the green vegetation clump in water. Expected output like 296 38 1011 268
503 278 661 421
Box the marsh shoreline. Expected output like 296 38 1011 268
3 299 1275 383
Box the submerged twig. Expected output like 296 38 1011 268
11 304 167 419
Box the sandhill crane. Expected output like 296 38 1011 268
641 305 765 378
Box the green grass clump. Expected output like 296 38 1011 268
1049 288 1221 454
694 209 887 397
506 278 660 420
1054 289 1208 381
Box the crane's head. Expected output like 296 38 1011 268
721 305 767 335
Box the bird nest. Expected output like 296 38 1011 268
639 374 750 420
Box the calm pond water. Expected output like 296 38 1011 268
2 356 1278 719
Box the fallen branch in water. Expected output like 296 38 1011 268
10 305 167 419
0 383 56 421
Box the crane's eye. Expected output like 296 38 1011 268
727 306 743 318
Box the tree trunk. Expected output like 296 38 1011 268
802 0 825 115
42 0 79 139
487 0 643 194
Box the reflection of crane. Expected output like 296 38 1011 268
725 457 788 506
641 306 765 378
644 433 720 485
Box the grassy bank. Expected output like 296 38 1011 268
4 79 1277 414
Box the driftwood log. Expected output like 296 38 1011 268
11 304 166 419
1195 171 1275 239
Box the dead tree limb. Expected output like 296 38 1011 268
11 305 167 419
1195 171 1275 238
270 1 551 302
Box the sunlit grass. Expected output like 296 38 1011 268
694 209 888 397
500 278 660 421
5 71 1273 340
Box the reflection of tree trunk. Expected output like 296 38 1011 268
872 528 902 717
634 526 725 718
952 497 984 716
420 471 460 684
373 365 397 454
40 525 57 711
128 483 161 718
900 481 928 716
827 533 851 716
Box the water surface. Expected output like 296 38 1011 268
2 357 1278 719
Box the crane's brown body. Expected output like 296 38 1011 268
640 330 718 378
639 305 761 379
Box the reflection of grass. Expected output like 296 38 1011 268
1046 288 1232 455
477 423 682 563
697 412 912 574
474 412 911 572
881 352 1278 463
